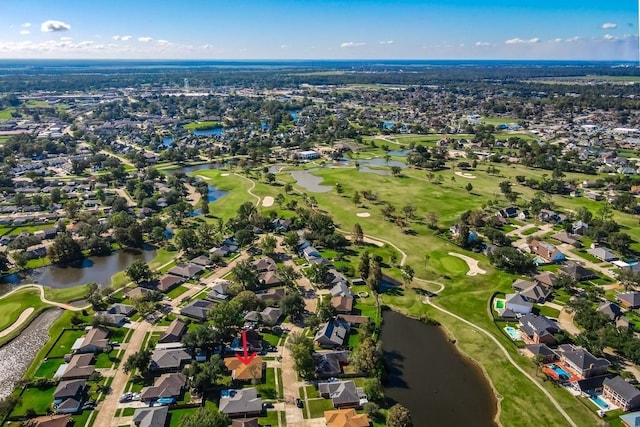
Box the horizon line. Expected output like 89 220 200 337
0 58 636 62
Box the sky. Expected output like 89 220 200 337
0 0 638 61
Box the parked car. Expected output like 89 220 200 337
263 402 274 409
296 398 304 409
119 392 133 403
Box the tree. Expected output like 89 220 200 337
425 212 439 229
352 223 364 246
554 273 576 293
609 232 632 255
358 252 371 280
317 297 337 322
280 293 306 320
286 332 316 380
387 404 413 427
283 231 300 253
85 235 112 256
182 324 221 355
179 406 229 427
284 183 293 194
260 234 277 256
231 260 259 290
47 233 83 264
123 348 152 375
368 259 382 292
401 205 416 220
400 265 414 287
234 229 254 247
208 301 243 341
353 191 362 206
126 260 153 284
232 291 263 311
199 197 210 216
350 336 383 375
307 262 329 285
487 247 535 274
277 264 301 288
617 269 640 291
363 377 385 404
465 182 473 193
381 203 396 220
575 206 593 224
182 355 226 394
64 200 80 219
390 166 402 176
175 228 199 255
132 297 156 318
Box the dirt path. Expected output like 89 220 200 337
93 322 151 427
557 308 581 336
0 307 34 338
280 325 305 427
184 183 202 207
114 188 136 208
448 252 486 276
339 230 407 266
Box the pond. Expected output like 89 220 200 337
358 158 407 168
381 310 497 427
162 136 174 147
387 149 412 157
290 110 300 122
3 246 157 289
0 309 61 399
193 127 223 136
289 170 332 193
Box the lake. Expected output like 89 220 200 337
162 136 174 147
193 127 223 136
2 246 157 289
380 310 497 427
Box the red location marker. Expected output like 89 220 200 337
235 329 257 365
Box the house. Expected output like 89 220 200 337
73 328 109 353
519 314 561 345
255 288 285 304
224 356 264 381
518 210 531 220
529 240 565 264
167 263 205 279
260 307 282 326
617 292 640 309
318 380 365 408
587 247 618 262
150 348 191 372
189 255 213 267
253 257 277 273
560 262 596 281
331 282 353 298
620 411 640 427
538 209 565 223
94 311 127 327
132 406 168 427
107 303 136 317
231 419 259 427
534 271 557 288
127 287 154 300
551 231 581 247
512 280 551 303
140 373 186 402
572 221 589 235
603 376 640 411
53 379 85 414
219 388 263 417
208 279 231 300
59 353 95 380
259 271 283 287
331 295 354 314
302 246 322 262
324 408 370 427
156 274 183 293
523 344 557 363
497 206 519 219
597 302 623 321
180 299 213 321
559 346 610 378
297 150 320 160
504 293 533 315
314 351 350 378
159 319 187 344
24 244 47 259
271 218 292 232
315 318 351 348
25 415 71 427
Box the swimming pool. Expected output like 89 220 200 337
550 364 571 379
504 326 521 341
590 395 610 410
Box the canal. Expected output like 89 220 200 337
380 309 497 426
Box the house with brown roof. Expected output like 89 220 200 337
331 295 354 314
156 274 183 292
253 257 277 273
140 373 186 402
224 356 264 382
534 271 557 288
73 328 109 354
28 415 71 427
617 292 640 309
167 263 204 279
324 409 370 427
560 262 596 281
59 353 95 380
529 240 566 264
159 319 187 344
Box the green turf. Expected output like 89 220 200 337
43 284 91 303
305 398 334 418
47 329 85 358
11 385 56 417
166 285 189 299
0 288 49 331
34 358 64 378
183 121 221 130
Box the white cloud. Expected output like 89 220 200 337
378 40 394 45
602 23 617 29
112 35 121 41
505 37 540 44
121 35 132 41
554 38 563 43
604 34 617 41
20 30 30 36
280 44 288 49
21 22 31 28
156 39 170 46
138 36 153 43
60 37 72 41
40 20 71 32
566 36 583 42
340 41 366 48
475 41 491 46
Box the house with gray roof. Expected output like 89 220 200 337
180 299 213 321
620 411 640 427
519 314 560 345
260 307 282 326
603 376 640 411
159 319 187 344
314 351 350 378
505 293 533 315
598 301 623 321
107 303 136 317
95 311 127 327
167 263 205 279
132 406 168 427
315 318 350 348
73 328 109 353
156 274 183 293
219 388 263 417
53 379 85 414
524 344 557 363
559 346 610 379
330 282 353 298
318 380 365 408
140 373 186 402
512 281 551 304
150 348 191 372
588 246 618 262
618 292 640 309
560 262 596 281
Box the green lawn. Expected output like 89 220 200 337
0 287 49 332
183 121 221 130
522 227 540 236
47 329 85 358
166 285 190 299
0 107 15 121
96 348 121 368
305 398 334 418
34 358 64 378
43 284 91 303
256 367 277 399
535 304 561 318
10 385 56 417
259 410 282 426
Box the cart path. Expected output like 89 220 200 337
0 307 35 338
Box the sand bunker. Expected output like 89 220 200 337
0 307 34 338
455 172 477 179
220 173 230 176
448 252 486 276
356 212 371 217
262 196 274 207
196 175 211 180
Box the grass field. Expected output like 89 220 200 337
183 121 221 130
0 288 50 331
43 284 91 303
47 328 85 358
166 284 189 299
10 385 56 417
0 108 15 121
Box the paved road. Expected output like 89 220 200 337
280 325 305 427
